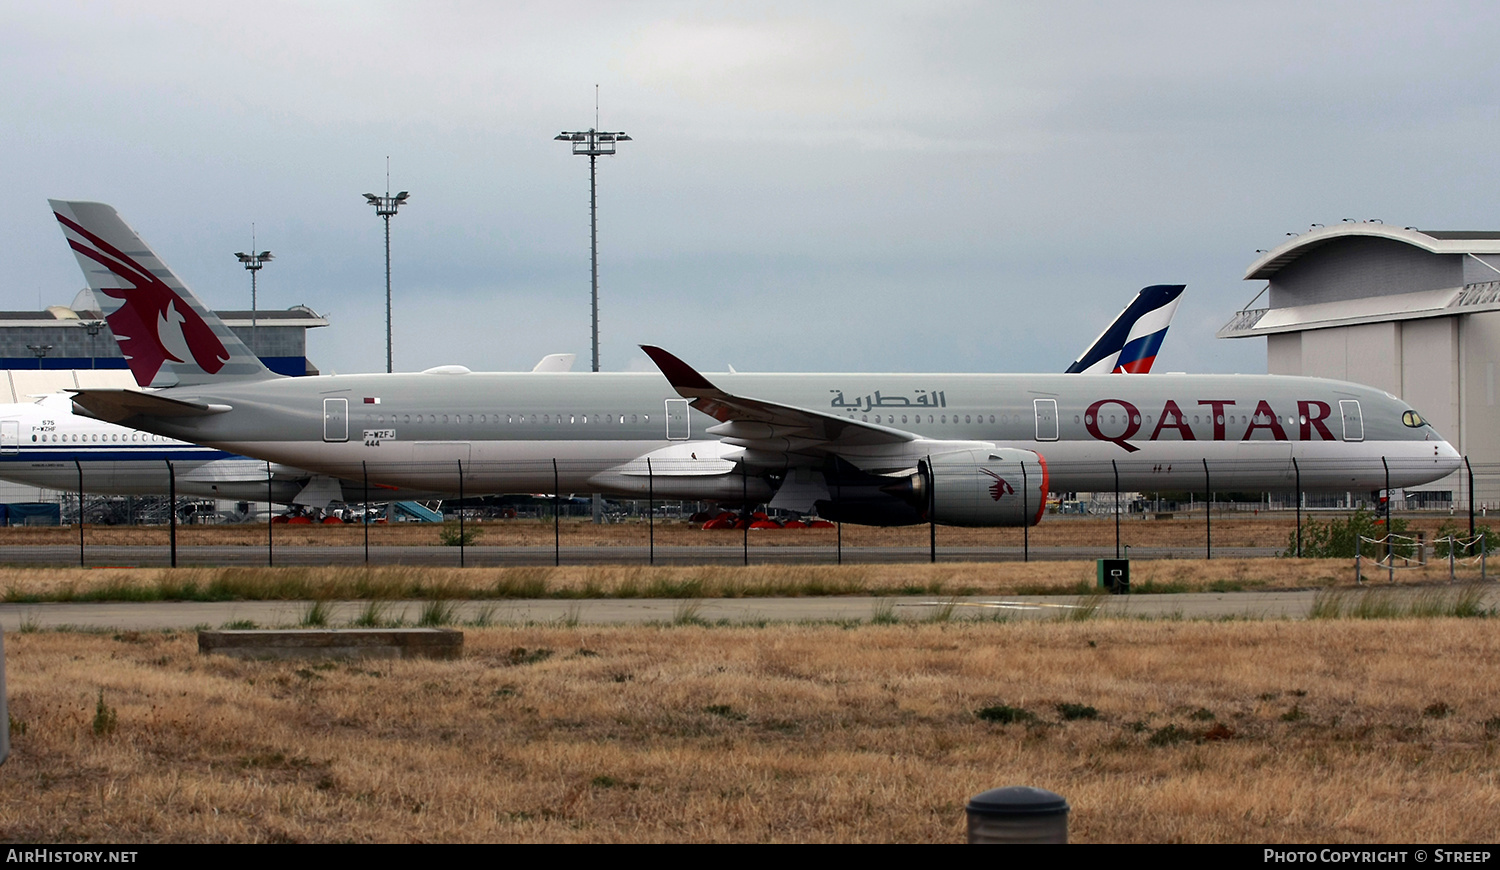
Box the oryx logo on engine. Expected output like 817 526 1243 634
979 468 1014 501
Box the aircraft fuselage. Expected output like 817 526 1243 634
99 368 1459 502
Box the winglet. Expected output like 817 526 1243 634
640 345 719 394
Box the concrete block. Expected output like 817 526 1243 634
198 628 463 661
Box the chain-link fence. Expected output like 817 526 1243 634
13 454 1500 568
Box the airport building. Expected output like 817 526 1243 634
0 292 327 387
0 297 327 507
1218 222 1500 504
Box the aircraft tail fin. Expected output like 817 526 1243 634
1065 284 1184 374
531 353 577 373
49 200 276 388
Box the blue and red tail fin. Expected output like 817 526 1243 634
1065 284 1184 374
49 200 275 388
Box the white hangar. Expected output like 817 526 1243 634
1219 221 1500 504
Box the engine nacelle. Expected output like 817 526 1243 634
911 448 1049 527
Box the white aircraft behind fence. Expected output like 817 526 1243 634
49 200 1460 527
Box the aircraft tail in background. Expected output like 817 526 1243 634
49 200 275 389
1066 284 1184 374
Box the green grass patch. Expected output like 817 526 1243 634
976 704 1035 724
493 567 550 599
300 600 330 627
506 647 553 666
438 523 481 546
92 690 117 738
1309 585 1494 620
418 600 458 627
870 599 899 625
704 704 747 721
1147 724 1193 746
1056 702 1099 721
352 601 391 628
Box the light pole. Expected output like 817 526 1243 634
234 245 273 357
554 127 630 373
26 345 52 370
363 188 410 373
82 321 104 369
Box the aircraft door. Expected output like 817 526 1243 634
0 421 17 455
1339 400 1363 442
1033 399 1058 441
665 399 690 441
323 398 349 443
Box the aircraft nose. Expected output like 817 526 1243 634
1435 439 1462 472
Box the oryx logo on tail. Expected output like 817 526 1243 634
54 211 229 386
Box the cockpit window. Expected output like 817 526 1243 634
1402 410 1426 428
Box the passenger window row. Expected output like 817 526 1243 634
32 432 166 443
367 413 650 426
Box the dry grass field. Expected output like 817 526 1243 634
3 618 1498 843
2 513 1484 549
0 557 1476 604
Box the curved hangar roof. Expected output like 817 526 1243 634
1245 224 1500 281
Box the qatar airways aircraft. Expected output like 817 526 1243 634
0 354 576 507
0 281 1170 505
49 200 1459 527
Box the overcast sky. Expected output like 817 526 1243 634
4 2 1498 377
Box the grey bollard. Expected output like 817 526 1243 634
966 786 1069 843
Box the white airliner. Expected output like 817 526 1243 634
0 392 362 505
49 200 1460 527
0 275 1166 508
0 356 577 506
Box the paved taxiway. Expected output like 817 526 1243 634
6 588 1492 631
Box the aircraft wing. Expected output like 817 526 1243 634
69 388 230 423
641 345 915 452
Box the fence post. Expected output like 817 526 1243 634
553 458 560 567
166 459 177 568
742 466 749 567
1355 534 1362 585
1383 456 1392 572
928 455 936 564
74 459 84 568
457 459 465 568
362 460 369 565
1112 459 1120 559
1449 536 1455 581
1292 456 1302 558
1202 459 1211 560
1466 456 1476 556
266 462 274 567
1021 460 1029 563
835 471 842 566
647 457 654 566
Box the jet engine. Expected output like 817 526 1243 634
907 448 1049 527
